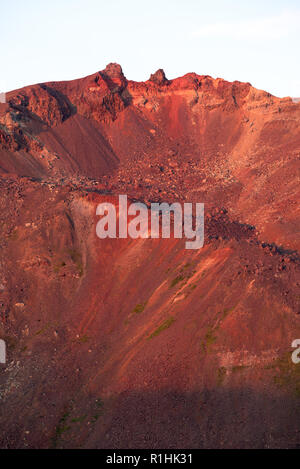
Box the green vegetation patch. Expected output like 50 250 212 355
51 398 105 448
148 316 175 340
52 411 71 448
169 262 197 289
271 353 300 398
232 365 249 373
76 334 89 344
217 367 227 386
70 415 87 424
68 248 83 277
200 307 236 353
92 398 105 423
133 302 147 314
170 275 185 288
202 326 217 351
53 260 66 273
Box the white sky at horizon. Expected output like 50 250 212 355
0 0 299 97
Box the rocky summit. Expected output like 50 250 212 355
0 64 299 449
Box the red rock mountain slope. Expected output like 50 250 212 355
0 64 299 448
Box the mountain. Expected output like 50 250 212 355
0 64 299 449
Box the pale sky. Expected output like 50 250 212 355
1 0 299 97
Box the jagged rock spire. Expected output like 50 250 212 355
101 63 125 80
149 69 169 85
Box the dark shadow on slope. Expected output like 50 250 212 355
39 84 77 122
90 388 300 450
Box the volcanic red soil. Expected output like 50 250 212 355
0 63 299 449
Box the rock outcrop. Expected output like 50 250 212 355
0 65 299 449
149 68 169 85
